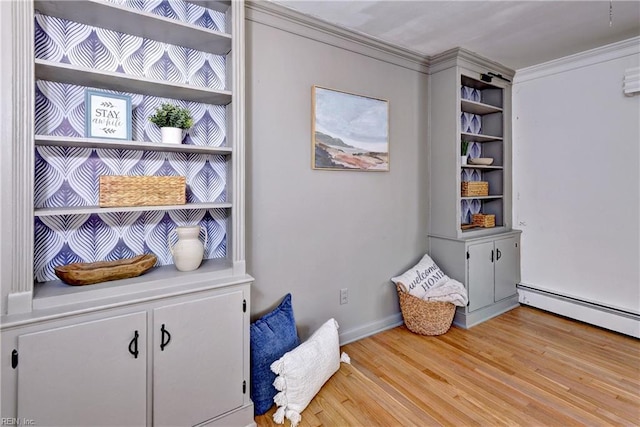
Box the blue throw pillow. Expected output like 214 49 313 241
250 293 300 415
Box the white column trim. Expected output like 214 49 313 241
232 0 246 274
8 0 34 313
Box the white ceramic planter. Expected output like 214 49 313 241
161 127 183 144
461 155 468 165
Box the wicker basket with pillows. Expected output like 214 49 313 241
391 254 467 336
395 284 455 335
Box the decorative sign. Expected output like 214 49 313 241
85 90 132 140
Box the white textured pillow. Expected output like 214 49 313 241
270 318 350 427
391 253 450 299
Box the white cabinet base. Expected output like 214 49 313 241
453 293 519 329
429 230 521 328
202 404 256 427
17 312 147 426
153 292 245 427
1 280 254 427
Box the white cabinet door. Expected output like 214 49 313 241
17 312 147 427
467 241 495 311
494 236 520 301
153 291 245 427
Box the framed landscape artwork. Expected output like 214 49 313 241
312 86 389 171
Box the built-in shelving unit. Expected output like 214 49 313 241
28 0 241 292
459 73 507 233
428 48 520 329
2 1 254 425
2 0 248 311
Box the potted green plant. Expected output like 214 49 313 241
461 139 470 165
149 103 194 144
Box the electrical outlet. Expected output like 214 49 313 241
340 288 348 305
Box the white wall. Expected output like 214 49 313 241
513 39 640 322
245 4 429 341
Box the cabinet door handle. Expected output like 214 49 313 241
491 249 494 263
160 324 171 351
128 330 139 359
496 248 502 261
11 349 18 369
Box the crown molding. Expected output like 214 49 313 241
245 1 430 74
429 47 515 78
514 36 640 84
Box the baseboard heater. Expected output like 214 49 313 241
517 284 640 338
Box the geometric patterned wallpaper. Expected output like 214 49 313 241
461 85 485 224
33 3 229 282
102 0 226 33
35 12 226 90
460 199 482 225
460 142 486 224
34 210 227 282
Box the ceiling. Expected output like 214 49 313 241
273 1 640 70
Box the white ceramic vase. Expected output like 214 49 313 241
461 155 468 165
161 127 183 144
168 225 208 272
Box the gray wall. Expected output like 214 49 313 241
245 4 429 342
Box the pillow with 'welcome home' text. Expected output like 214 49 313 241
391 254 450 299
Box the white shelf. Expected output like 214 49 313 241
34 0 232 55
186 0 231 13
460 132 503 143
32 258 237 311
35 202 232 217
461 164 503 170
460 225 507 235
35 59 232 105
461 195 503 201
461 99 502 115
461 75 500 91
35 135 232 155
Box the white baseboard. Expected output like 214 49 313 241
339 312 403 345
517 285 640 338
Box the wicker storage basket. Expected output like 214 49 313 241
472 213 496 228
461 181 489 197
396 284 455 335
99 176 186 207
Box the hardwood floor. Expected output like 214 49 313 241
254 306 640 426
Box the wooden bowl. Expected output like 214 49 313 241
468 157 494 166
54 254 157 286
